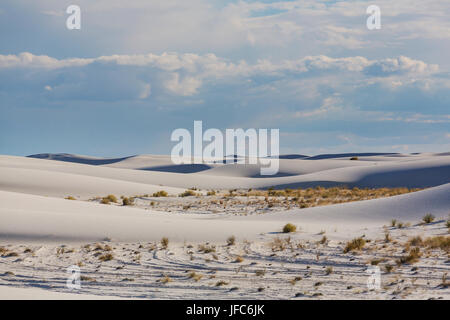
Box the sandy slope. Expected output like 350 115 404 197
1 182 449 243
1 153 450 200
1 152 449 299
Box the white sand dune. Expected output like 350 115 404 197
1 153 449 200
1 182 448 243
1 152 449 300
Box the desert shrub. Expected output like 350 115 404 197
227 235 236 246
343 237 366 253
325 266 333 275
65 196 76 200
188 272 203 282
235 256 244 263
105 195 117 203
424 236 450 252
160 275 172 284
391 219 397 227
282 223 297 233
207 190 216 196
408 236 423 247
179 190 197 197
255 269 266 277
198 244 216 253
122 197 134 206
384 264 394 273
215 280 228 287
270 237 292 252
161 237 169 249
98 253 114 261
422 213 435 224
384 232 392 243
397 247 421 265
350 157 358 160
319 236 328 245
153 190 168 197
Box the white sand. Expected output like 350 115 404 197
0 153 449 299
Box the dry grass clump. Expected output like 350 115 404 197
80 275 96 282
343 237 366 253
160 275 172 284
179 190 197 197
397 247 421 265
98 253 114 261
215 280 229 287
227 235 236 246
282 223 297 233
100 194 118 204
407 236 423 247
94 243 112 251
121 197 134 206
423 236 450 252
2 251 19 258
255 269 266 277
290 276 302 285
325 266 333 275
153 190 168 197
161 237 169 249
270 237 293 252
422 213 435 224
207 190 216 196
234 256 244 263
65 196 76 200
198 244 216 253
188 272 203 282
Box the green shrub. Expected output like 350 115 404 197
422 213 435 224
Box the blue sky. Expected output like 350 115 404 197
0 0 449 157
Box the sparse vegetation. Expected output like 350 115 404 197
179 190 197 197
153 190 168 197
282 223 297 233
216 280 228 287
65 196 76 200
188 272 203 282
227 235 236 246
350 157 358 160
235 256 244 263
422 213 435 224
161 237 169 249
325 266 333 275
122 197 134 206
343 237 366 253
98 253 114 262
397 247 421 265
100 194 118 204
